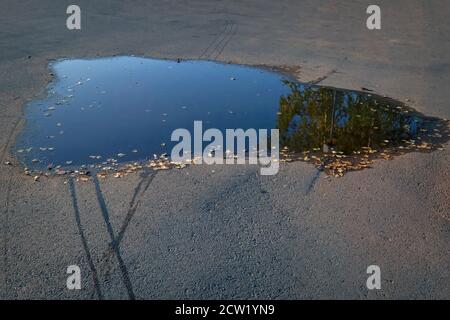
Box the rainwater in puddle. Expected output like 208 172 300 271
14 56 448 176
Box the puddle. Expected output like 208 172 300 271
13 56 448 178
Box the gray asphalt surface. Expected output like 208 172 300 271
0 0 449 299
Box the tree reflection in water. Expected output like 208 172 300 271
277 80 419 154
276 80 448 176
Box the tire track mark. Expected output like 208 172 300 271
214 23 238 60
0 117 22 164
207 22 233 59
198 23 229 59
199 21 236 60
1 172 14 299
1 116 23 299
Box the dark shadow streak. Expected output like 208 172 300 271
68 178 103 300
306 169 321 195
92 175 136 300
116 170 157 245
95 169 157 292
